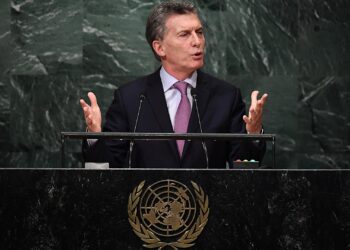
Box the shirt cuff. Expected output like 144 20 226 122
87 138 98 146
86 127 98 146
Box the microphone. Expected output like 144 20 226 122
191 89 209 169
128 94 145 168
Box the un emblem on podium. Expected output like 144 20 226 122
128 179 209 249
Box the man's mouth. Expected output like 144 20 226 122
192 52 203 58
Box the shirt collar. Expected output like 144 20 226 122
160 66 197 92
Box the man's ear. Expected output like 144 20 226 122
152 40 166 58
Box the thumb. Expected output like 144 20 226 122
242 115 250 124
88 92 98 108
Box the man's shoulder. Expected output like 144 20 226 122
116 70 160 94
198 71 240 92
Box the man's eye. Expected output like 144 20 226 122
197 30 203 35
179 33 188 37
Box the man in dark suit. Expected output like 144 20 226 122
80 1 268 168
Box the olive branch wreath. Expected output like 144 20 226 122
127 180 209 250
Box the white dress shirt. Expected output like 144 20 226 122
160 67 197 129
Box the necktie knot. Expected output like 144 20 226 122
174 81 188 96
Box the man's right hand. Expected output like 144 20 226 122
80 92 102 132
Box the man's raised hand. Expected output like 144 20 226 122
243 90 268 134
80 92 102 133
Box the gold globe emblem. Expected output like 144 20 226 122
128 179 209 249
140 180 196 237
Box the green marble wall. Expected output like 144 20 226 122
0 0 349 168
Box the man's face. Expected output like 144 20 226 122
153 13 205 78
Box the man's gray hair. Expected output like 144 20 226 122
145 0 197 61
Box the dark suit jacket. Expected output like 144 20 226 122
83 69 265 168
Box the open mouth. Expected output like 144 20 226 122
192 52 203 59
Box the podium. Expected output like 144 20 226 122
60 132 276 168
0 168 349 249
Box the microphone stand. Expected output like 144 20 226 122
128 94 145 168
191 90 209 169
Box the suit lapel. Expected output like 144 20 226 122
145 70 180 161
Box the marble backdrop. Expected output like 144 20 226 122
0 0 349 168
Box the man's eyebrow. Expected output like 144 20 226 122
177 26 203 32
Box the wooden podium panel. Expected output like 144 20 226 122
0 169 349 249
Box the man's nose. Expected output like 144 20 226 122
191 32 201 47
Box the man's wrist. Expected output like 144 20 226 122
86 127 102 133
247 127 264 134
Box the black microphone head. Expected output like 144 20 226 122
191 88 198 99
139 93 146 100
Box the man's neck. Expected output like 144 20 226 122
162 65 195 81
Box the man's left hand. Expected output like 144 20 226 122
243 90 268 134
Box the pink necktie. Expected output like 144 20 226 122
174 81 191 156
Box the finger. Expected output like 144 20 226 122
259 93 268 106
250 90 259 107
88 92 98 108
84 108 91 120
248 109 263 128
81 100 93 120
249 107 257 119
82 104 91 115
87 114 96 126
255 93 268 114
80 99 90 109
243 115 250 124
255 100 264 114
